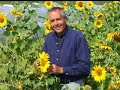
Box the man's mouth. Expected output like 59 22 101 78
54 24 62 30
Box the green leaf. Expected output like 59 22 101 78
3 30 10 36
19 58 27 70
24 78 32 86
91 29 96 35
109 17 114 22
0 84 8 90
0 66 8 81
46 77 55 85
33 81 43 89
98 35 102 39
30 22 37 30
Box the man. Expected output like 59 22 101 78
42 7 90 90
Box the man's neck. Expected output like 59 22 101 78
57 32 64 38
56 25 67 38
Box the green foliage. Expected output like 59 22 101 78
0 1 120 90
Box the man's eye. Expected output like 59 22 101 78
57 18 61 20
50 20 54 22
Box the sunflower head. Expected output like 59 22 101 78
63 1 68 6
44 19 53 35
87 1 94 9
107 32 120 42
33 61 42 76
109 66 117 73
0 13 7 27
113 32 120 42
103 3 107 7
11 10 23 16
79 26 84 31
44 1 53 9
75 1 85 11
107 32 115 41
94 20 103 28
8 26 14 33
37 52 51 73
97 13 104 19
61 5 67 11
100 45 112 51
45 27 53 35
91 65 107 83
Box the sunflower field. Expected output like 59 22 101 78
0 1 120 90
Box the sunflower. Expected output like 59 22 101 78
94 20 103 28
107 32 115 41
16 80 23 89
113 32 120 42
100 45 112 51
45 26 53 35
61 5 67 11
91 65 107 83
109 2 113 9
0 13 7 27
63 1 68 6
97 13 104 19
38 74 44 80
44 19 50 26
113 1 120 4
107 32 120 42
110 66 117 73
75 1 85 11
108 83 119 90
44 19 53 35
103 3 107 7
109 2 113 7
44 1 53 9
113 5 117 11
11 10 23 16
8 26 14 33
37 52 50 73
94 11 99 18
79 26 84 31
87 1 94 9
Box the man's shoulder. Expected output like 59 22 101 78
45 31 54 38
69 27 84 36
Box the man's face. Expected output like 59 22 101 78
48 9 66 34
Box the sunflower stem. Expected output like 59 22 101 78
100 82 104 90
46 79 48 90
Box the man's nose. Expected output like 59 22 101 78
54 20 58 25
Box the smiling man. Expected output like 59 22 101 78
42 7 90 90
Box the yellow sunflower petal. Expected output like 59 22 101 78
38 52 50 73
75 1 85 11
94 20 103 28
91 65 107 83
0 13 7 27
44 1 53 9
87 1 94 9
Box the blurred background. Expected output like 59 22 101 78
0 1 112 5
